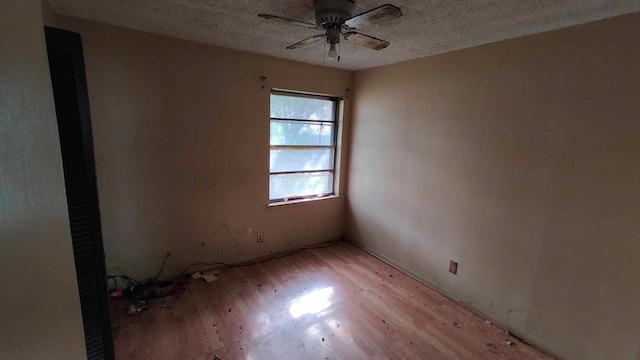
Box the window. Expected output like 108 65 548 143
269 91 339 203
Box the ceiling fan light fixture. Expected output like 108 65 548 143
328 43 338 60
314 0 355 28
259 0 402 60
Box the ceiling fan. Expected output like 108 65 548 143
258 0 402 60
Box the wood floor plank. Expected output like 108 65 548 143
111 241 555 360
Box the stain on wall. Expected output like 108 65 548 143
49 15 353 280
347 12 640 360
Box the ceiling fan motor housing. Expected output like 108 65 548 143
314 0 354 28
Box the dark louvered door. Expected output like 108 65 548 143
45 27 114 360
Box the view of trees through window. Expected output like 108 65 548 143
269 93 338 201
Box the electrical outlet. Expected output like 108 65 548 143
449 260 458 275
257 232 264 243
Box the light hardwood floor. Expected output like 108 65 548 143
111 241 555 359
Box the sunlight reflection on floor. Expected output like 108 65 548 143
289 287 334 318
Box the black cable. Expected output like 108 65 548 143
106 241 340 298
108 253 170 290
107 275 140 292
151 253 171 283
176 241 338 279
108 276 118 292
108 241 340 290
108 275 140 285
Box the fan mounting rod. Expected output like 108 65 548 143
314 0 354 30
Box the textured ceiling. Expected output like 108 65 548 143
47 0 640 70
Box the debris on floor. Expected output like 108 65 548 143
109 266 191 317
126 300 148 316
486 320 492 324
486 343 497 349
203 273 219 283
503 340 515 347
453 322 462 328
192 270 219 283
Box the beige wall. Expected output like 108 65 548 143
41 0 57 26
0 1 86 359
347 13 640 360
49 16 353 280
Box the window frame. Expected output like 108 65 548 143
269 89 341 204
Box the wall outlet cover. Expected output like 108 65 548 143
449 260 458 275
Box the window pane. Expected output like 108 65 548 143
270 148 334 173
270 172 333 200
270 94 334 121
270 120 335 146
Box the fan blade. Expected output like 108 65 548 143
344 4 402 29
343 32 390 50
258 14 318 29
287 34 326 49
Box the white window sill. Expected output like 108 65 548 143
267 195 340 208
